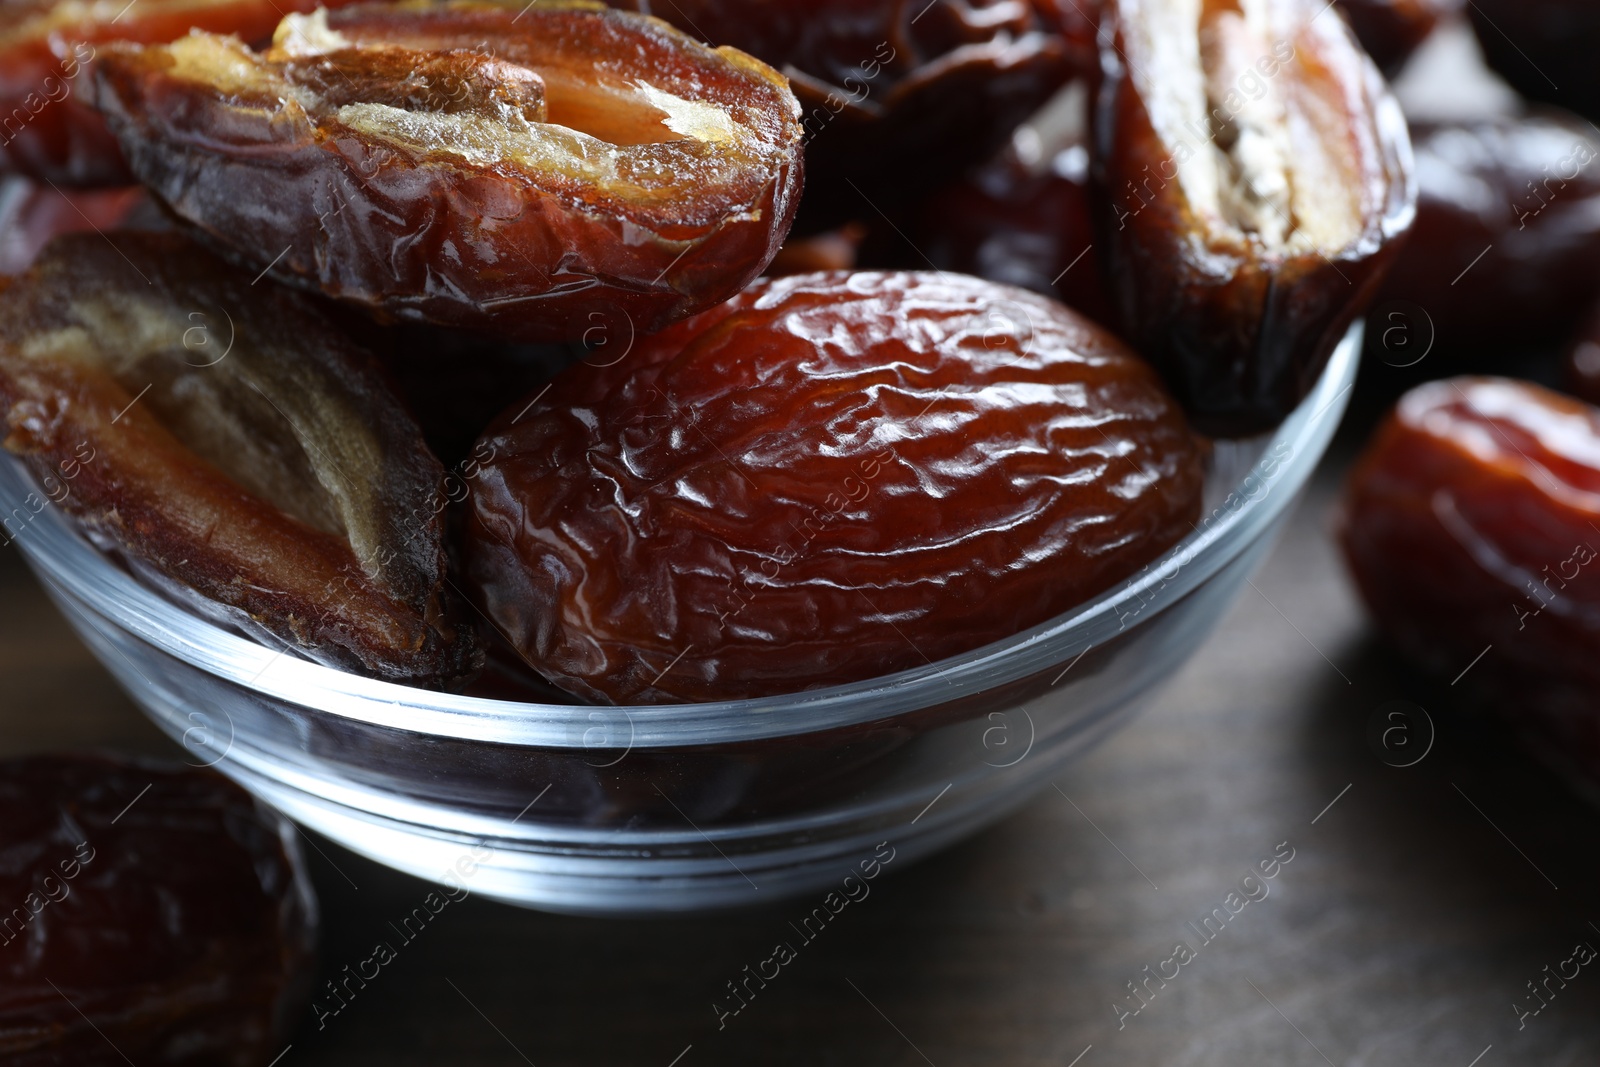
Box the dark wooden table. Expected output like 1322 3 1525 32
4 362 1599 1066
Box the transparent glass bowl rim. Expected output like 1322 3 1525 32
12 327 1359 749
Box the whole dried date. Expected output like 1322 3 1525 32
0 0 364 185
0 752 316 1066
0 231 480 688
1335 0 1456 76
1340 377 1600 698
1467 0 1600 124
466 271 1204 704
612 0 1074 231
1093 0 1415 436
1373 114 1600 353
92 1 805 343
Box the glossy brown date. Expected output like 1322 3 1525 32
1335 0 1456 76
0 231 480 688
909 133 1116 329
1468 1 1600 124
0 0 366 185
1093 0 1415 436
92 1 805 343
465 271 1204 705
1374 114 1600 353
0 752 316 1066
613 0 1074 231
1340 377 1600 703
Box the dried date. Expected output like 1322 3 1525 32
1373 113 1600 353
612 0 1074 231
0 0 364 185
92 1 805 343
0 752 316 1066
465 270 1204 704
0 231 480 688
1340 377 1600 700
1093 0 1415 435
1467 0 1600 124
0 175 149 275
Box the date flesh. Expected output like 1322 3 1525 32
1374 114 1600 352
0 0 363 185
1093 0 1415 436
466 271 1204 704
0 231 480 688
0 753 316 1066
613 0 1074 231
92 1 805 343
1468 0 1600 124
1340 377 1600 708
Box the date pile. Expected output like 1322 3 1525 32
0 0 1421 706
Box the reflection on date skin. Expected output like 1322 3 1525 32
466 271 1203 705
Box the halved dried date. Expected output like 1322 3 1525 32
1374 114 1600 353
1335 0 1456 76
465 271 1204 704
92 1 805 343
1468 0 1600 124
0 0 364 185
614 0 1074 231
1093 0 1415 435
1340 377 1600 697
0 231 480 688
0 752 315 1066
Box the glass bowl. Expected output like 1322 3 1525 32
0 326 1359 915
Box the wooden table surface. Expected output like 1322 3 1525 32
4 362 1599 1067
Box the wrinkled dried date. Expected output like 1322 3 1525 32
1340 377 1600 699
0 231 480 688
1468 1 1600 124
0 752 316 1066
1093 0 1415 435
614 0 1074 231
466 271 1204 704
0 0 361 185
1335 0 1455 76
1374 114 1600 353
93 1 805 343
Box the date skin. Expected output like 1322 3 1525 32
910 135 1117 329
0 753 316 1067
1374 114 1600 353
1335 0 1457 76
1340 378 1600 724
0 0 366 185
466 271 1203 704
0 231 480 688
93 1 805 344
613 0 1074 231
1468 1 1600 125
1094 0 1415 436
